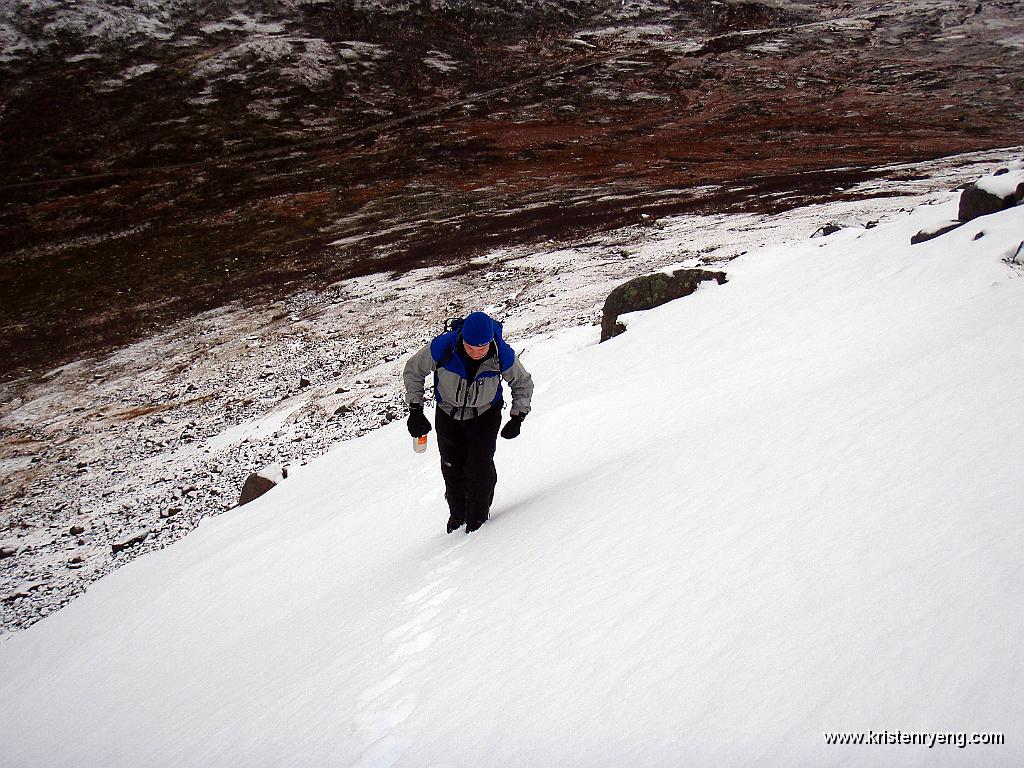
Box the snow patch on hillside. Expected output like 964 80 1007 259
2 156 1023 766
3 147 1022 645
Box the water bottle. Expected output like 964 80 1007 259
413 435 428 454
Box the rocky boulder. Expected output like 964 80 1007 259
238 464 289 507
811 222 844 238
111 529 150 555
958 167 1024 223
601 269 727 342
911 220 962 245
911 164 1023 244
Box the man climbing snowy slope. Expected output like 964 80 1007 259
403 311 534 534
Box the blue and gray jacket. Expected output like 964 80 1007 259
403 323 533 420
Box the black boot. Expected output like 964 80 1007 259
465 514 488 533
446 514 464 534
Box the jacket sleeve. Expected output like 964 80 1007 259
403 343 436 406
502 354 534 416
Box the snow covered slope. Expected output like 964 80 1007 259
1 190 1023 766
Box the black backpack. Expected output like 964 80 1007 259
444 317 467 336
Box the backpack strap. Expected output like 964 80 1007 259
436 334 459 370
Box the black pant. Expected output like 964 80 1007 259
435 405 501 526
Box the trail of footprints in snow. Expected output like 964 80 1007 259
353 540 467 767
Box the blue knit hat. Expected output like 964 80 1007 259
462 312 494 346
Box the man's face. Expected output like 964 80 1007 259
463 340 491 360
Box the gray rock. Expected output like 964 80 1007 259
911 220 962 244
111 529 151 555
811 222 844 238
958 181 1024 223
601 269 727 342
2 582 45 602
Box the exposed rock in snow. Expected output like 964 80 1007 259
959 164 1024 221
600 268 727 342
238 464 288 507
811 222 844 238
911 219 961 244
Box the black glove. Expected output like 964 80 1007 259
501 413 525 440
407 404 432 437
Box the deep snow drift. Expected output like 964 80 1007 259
1 180 1023 766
